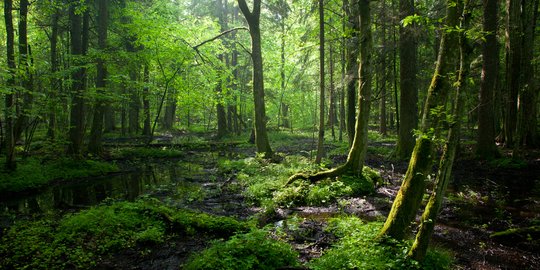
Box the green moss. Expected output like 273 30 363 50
184 229 299 270
0 157 118 193
0 199 251 269
309 216 453 270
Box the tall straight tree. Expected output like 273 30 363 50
4 0 17 170
344 0 360 145
237 0 273 157
14 0 33 142
88 0 109 155
315 0 326 163
476 0 499 159
216 0 228 139
67 0 89 156
395 0 418 159
288 0 372 183
379 0 460 240
503 0 521 148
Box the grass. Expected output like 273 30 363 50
309 216 454 270
0 198 251 269
0 157 118 193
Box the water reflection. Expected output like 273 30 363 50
0 156 212 216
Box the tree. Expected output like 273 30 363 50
4 0 17 170
288 0 372 183
408 0 471 260
237 0 273 157
395 0 418 159
344 0 360 145
315 0 326 164
476 0 499 159
379 0 461 240
88 0 109 155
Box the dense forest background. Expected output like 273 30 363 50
0 0 539 269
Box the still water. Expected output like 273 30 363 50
0 152 220 216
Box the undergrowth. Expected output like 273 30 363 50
309 216 453 270
184 229 299 270
0 157 118 193
0 198 250 269
220 155 380 208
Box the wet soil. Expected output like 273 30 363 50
2 134 539 269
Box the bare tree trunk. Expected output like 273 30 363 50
47 9 60 140
4 0 17 170
89 0 108 155
476 0 500 159
67 1 89 157
238 0 273 157
503 0 521 148
395 0 419 159
315 0 326 163
142 64 151 137
344 0 360 146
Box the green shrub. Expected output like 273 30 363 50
0 158 118 193
309 216 453 270
184 229 299 270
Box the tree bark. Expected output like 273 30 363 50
315 0 326 163
238 0 272 157
409 1 470 260
344 0 360 146
47 9 60 140
142 64 151 137
4 0 16 170
395 0 419 159
88 0 108 155
503 0 521 148
476 0 500 159
67 0 88 157
379 0 460 240
14 0 33 142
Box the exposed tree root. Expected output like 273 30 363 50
285 163 351 186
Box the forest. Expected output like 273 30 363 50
0 0 539 269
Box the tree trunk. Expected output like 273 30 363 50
409 1 470 259
379 1 460 240
515 0 539 149
142 64 151 137
344 0 360 146
47 9 60 140
88 0 108 155
4 0 16 170
67 1 88 157
315 0 326 163
128 69 140 134
503 0 521 148
14 0 33 143
476 0 500 159
395 0 419 159
238 0 272 157
329 40 337 141
378 1 388 136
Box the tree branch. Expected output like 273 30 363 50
193 27 249 50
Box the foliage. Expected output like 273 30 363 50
184 229 299 270
0 157 118 193
0 199 250 269
309 216 453 270
488 157 527 169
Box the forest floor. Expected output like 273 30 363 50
98 132 539 269
1 131 539 269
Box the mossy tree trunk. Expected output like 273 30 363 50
287 0 372 183
378 0 460 241
238 0 273 157
409 1 470 260
344 0 359 146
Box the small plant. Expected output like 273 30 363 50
184 229 299 270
